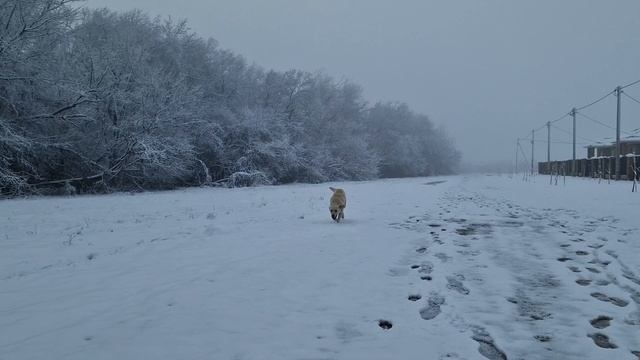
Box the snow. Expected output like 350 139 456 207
1 175 639 360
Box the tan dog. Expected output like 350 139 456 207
329 187 346 222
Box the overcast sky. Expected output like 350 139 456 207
87 0 640 168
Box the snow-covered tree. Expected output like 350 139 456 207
0 4 460 195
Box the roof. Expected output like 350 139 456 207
587 138 640 149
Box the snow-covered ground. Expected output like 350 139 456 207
1 175 639 360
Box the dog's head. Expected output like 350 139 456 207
329 204 344 221
330 206 339 221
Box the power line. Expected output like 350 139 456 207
622 78 640 89
551 124 600 144
577 111 634 136
551 124 572 136
533 139 589 145
622 91 640 105
519 78 640 171
576 111 615 131
551 112 571 124
534 123 548 133
575 89 615 111
517 142 529 164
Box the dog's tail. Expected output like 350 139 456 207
329 187 336 192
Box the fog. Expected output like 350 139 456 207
88 0 640 169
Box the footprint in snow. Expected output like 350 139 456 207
417 263 434 275
621 270 640 286
588 333 617 349
534 335 552 343
378 319 393 330
590 315 613 329
590 292 629 307
588 259 611 267
447 275 470 295
388 268 409 277
435 252 451 263
471 327 507 360
419 294 445 320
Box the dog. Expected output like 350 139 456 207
329 187 346 222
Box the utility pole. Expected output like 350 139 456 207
615 86 622 180
571 108 577 176
515 139 519 176
531 130 535 176
547 121 551 184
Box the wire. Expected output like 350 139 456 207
519 78 640 152
533 140 589 145
518 142 529 164
576 111 616 131
551 112 571 124
551 124 600 144
577 111 635 136
622 78 640 90
622 91 640 105
575 89 615 111
551 125 572 135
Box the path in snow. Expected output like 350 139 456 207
389 176 640 360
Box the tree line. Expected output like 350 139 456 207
0 0 460 195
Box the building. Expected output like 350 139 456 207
539 139 640 180
587 139 640 158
